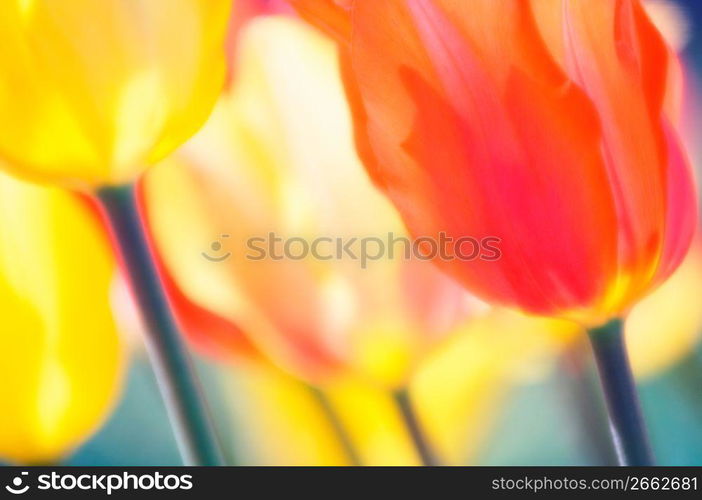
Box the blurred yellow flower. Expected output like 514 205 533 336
226 367 417 465
225 366 351 466
627 240 702 379
413 310 579 463
0 172 124 464
0 0 231 190
144 16 474 388
224 310 578 465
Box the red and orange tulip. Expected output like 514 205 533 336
291 0 697 327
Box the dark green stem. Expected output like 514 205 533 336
306 385 362 466
587 318 654 466
96 184 224 466
560 342 617 465
392 387 440 466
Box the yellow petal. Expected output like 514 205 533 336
627 240 702 379
224 366 349 465
227 310 578 465
0 0 231 189
412 310 578 463
0 171 124 463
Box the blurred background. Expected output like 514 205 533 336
2 0 702 466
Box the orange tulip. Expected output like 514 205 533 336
290 0 697 327
144 16 474 387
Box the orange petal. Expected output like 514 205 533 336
288 0 352 45
348 0 621 319
342 0 695 322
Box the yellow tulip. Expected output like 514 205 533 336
224 366 352 466
413 311 578 463
144 16 474 388
226 367 418 465
223 311 577 465
0 171 124 464
0 0 232 189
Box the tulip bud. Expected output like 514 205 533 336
0 0 232 190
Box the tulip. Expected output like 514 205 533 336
0 171 124 464
414 310 578 463
0 0 231 190
292 0 695 325
0 0 233 465
145 15 474 386
226 310 576 466
290 0 697 465
144 16 476 465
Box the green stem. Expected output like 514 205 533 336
306 385 362 466
96 184 224 466
392 387 440 466
587 318 654 466
560 342 617 465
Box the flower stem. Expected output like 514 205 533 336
96 184 223 466
306 384 362 466
587 318 654 466
560 341 617 465
392 387 440 466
